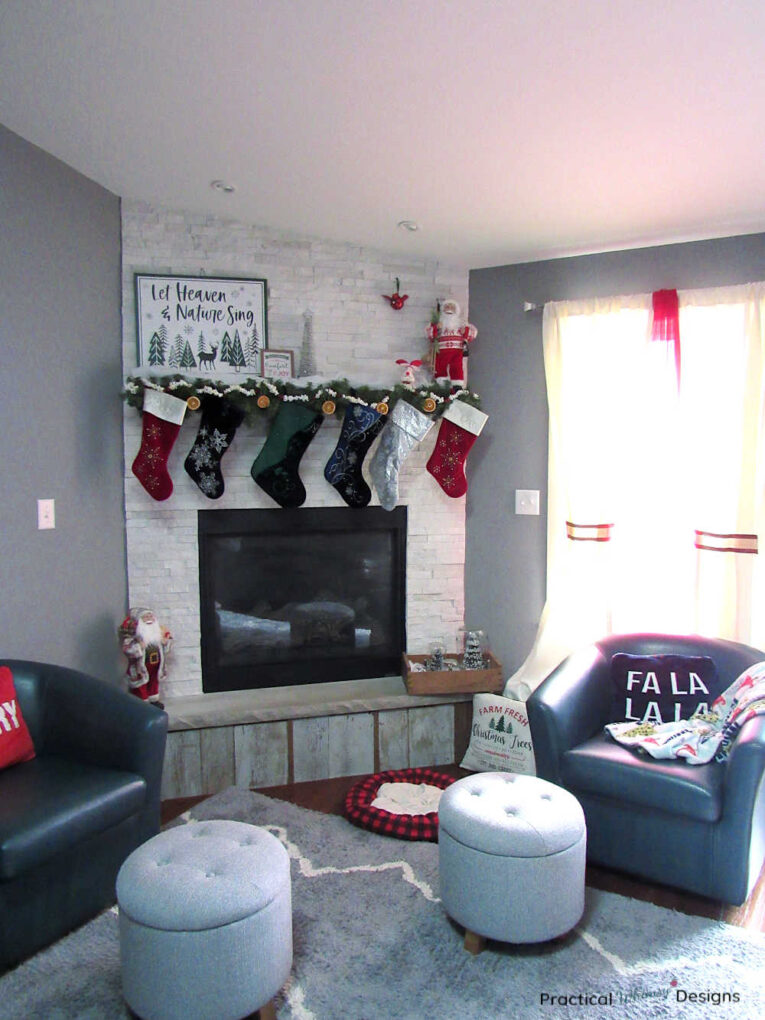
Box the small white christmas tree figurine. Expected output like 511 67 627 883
426 642 445 671
462 630 485 670
298 309 317 376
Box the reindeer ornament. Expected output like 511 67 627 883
396 358 422 387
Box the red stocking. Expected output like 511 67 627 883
426 401 488 498
131 389 188 501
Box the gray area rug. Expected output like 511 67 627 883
2 787 765 1019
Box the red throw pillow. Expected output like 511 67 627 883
0 666 36 770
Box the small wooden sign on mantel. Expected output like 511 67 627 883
403 652 504 696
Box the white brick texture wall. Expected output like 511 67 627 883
122 201 470 700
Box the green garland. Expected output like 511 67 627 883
123 374 482 421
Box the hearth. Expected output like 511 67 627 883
198 506 407 692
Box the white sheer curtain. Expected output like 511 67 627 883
506 283 765 699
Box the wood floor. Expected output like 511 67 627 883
161 764 765 935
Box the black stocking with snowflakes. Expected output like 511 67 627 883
324 403 386 507
183 395 245 499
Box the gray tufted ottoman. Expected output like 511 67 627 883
116 820 292 1020
439 772 586 953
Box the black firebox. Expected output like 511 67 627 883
198 506 407 692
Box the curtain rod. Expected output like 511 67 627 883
523 301 544 312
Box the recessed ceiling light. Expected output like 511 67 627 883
397 219 419 232
211 179 236 194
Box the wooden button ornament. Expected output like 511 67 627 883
186 395 201 411
322 400 337 415
256 394 271 409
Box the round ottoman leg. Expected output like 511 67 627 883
464 930 486 956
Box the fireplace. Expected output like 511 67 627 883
198 506 407 693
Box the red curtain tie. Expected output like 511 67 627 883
651 288 681 382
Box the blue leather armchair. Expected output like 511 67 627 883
527 633 765 905
0 660 167 971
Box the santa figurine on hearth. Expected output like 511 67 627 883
426 298 477 387
118 607 172 709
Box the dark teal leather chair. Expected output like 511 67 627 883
0 660 167 970
527 634 765 905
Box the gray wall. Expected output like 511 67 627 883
0 124 126 682
466 233 765 679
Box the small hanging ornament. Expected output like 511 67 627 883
382 278 409 310
322 399 337 415
422 396 437 413
186 395 201 411
256 394 271 409
376 401 389 415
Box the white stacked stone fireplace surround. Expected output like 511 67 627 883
122 202 472 797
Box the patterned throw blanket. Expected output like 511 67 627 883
606 660 765 765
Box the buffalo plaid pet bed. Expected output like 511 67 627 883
343 767 457 841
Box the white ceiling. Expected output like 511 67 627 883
2 1 765 268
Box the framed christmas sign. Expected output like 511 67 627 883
260 349 294 380
135 273 268 378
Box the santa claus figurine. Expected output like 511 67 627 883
118 608 172 709
426 298 477 387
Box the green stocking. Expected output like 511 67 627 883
250 402 323 508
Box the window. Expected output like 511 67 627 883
510 284 765 695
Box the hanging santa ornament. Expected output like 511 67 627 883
382 278 409 310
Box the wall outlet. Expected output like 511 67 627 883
37 498 55 530
515 489 540 515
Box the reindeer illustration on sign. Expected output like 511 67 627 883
198 343 218 370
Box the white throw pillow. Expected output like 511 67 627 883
460 693 536 775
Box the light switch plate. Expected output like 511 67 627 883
37 498 55 530
515 489 540 515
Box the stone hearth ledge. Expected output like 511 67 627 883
164 675 473 732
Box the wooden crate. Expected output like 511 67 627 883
403 652 504 695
